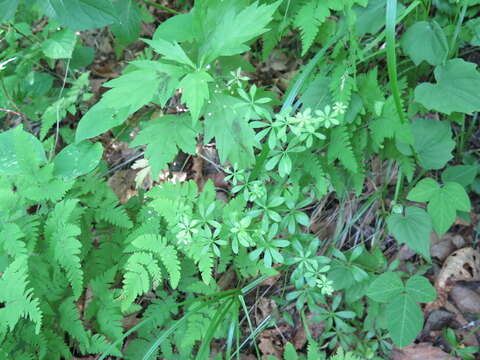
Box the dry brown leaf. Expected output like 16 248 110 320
390 343 458 360
433 247 480 307
258 337 282 359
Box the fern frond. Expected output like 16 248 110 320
328 125 358 173
98 201 133 229
59 297 89 348
0 223 27 257
294 1 330 55
198 250 214 285
0 256 42 334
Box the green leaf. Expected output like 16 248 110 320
0 0 19 21
366 272 403 303
153 12 194 43
53 141 103 180
385 293 423 347
428 182 471 235
415 59 480 114
411 118 455 170
0 126 46 175
407 178 440 203
179 70 213 122
195 0 280 64
441 165 478 187
401 21 448 66
111 0 141 45
76 63 182 142
387 206 432 261
204 94 257 168
42 29 77 59
145 39 195 68
294 1 330 56
354 0 405 36
40 0 118 30
283 342 298 360
405 276 436 303
130 114 198 178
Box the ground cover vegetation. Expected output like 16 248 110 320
0 0 480 359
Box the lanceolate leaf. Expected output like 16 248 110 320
387 206 432 261
415 59 480 114
385 293 424 347
40 0 118 30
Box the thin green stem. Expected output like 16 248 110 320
139 0 180 14
449 3 467 58
386 0 407 124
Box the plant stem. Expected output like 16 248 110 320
139 0 180 15
449 2 467 58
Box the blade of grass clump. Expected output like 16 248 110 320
237 295 262 359
449 2 467 58
385 0 407 124
196 297 236 359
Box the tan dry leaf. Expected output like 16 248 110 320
390 343 459 360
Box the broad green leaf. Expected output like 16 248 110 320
153 12 194 43
53 141 103 180
428 182 471 235
300 76 331 112
283 342 298 360
40 0 118 30
75 103 131 143
76 64 182 142
407 178 440 203
111 0 141 45
179 70 213 122
401 21 448 66
405 276 436 303
415 59 480 114
441 165 478 187
411 118 454 170
145 39 195 68
387 206 432 261
385 293 423 347
354 0 405 36
130 114 198 178
204 94 257 168
0 126 46 175
42 29 77 59
0 0 19 21
366 272 403 303
195 0 280 64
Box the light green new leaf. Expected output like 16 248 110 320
180 70 213 122
144 39 195 68
54 141 103 180
428 182 471 235
130 114 198 178
405 276 436 303
407 178 440 203
0 126 46 175
401 21 448 66
415 59 480 114
196 1 280 64
441 165 478 187
204 94 257 168
153 12 194 43
387 206 432 261
411 118 455 170
366 272 403 303
385 293 424 347
111 0 141 45
40 0 118 30
42 29 77 59
0 0 19 21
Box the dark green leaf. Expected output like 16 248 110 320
401 21 448 66
366 272 403 303
42 29 77 59
54 141 103 180
0 0 19 21
387 206 432 261
441 165 478 187
407 178 440 203
111 0 141 45
385 293 423 347
405 276 436 303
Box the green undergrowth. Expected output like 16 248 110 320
0 0 479 359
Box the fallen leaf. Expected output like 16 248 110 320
450 285 480 315
390 343 459 360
